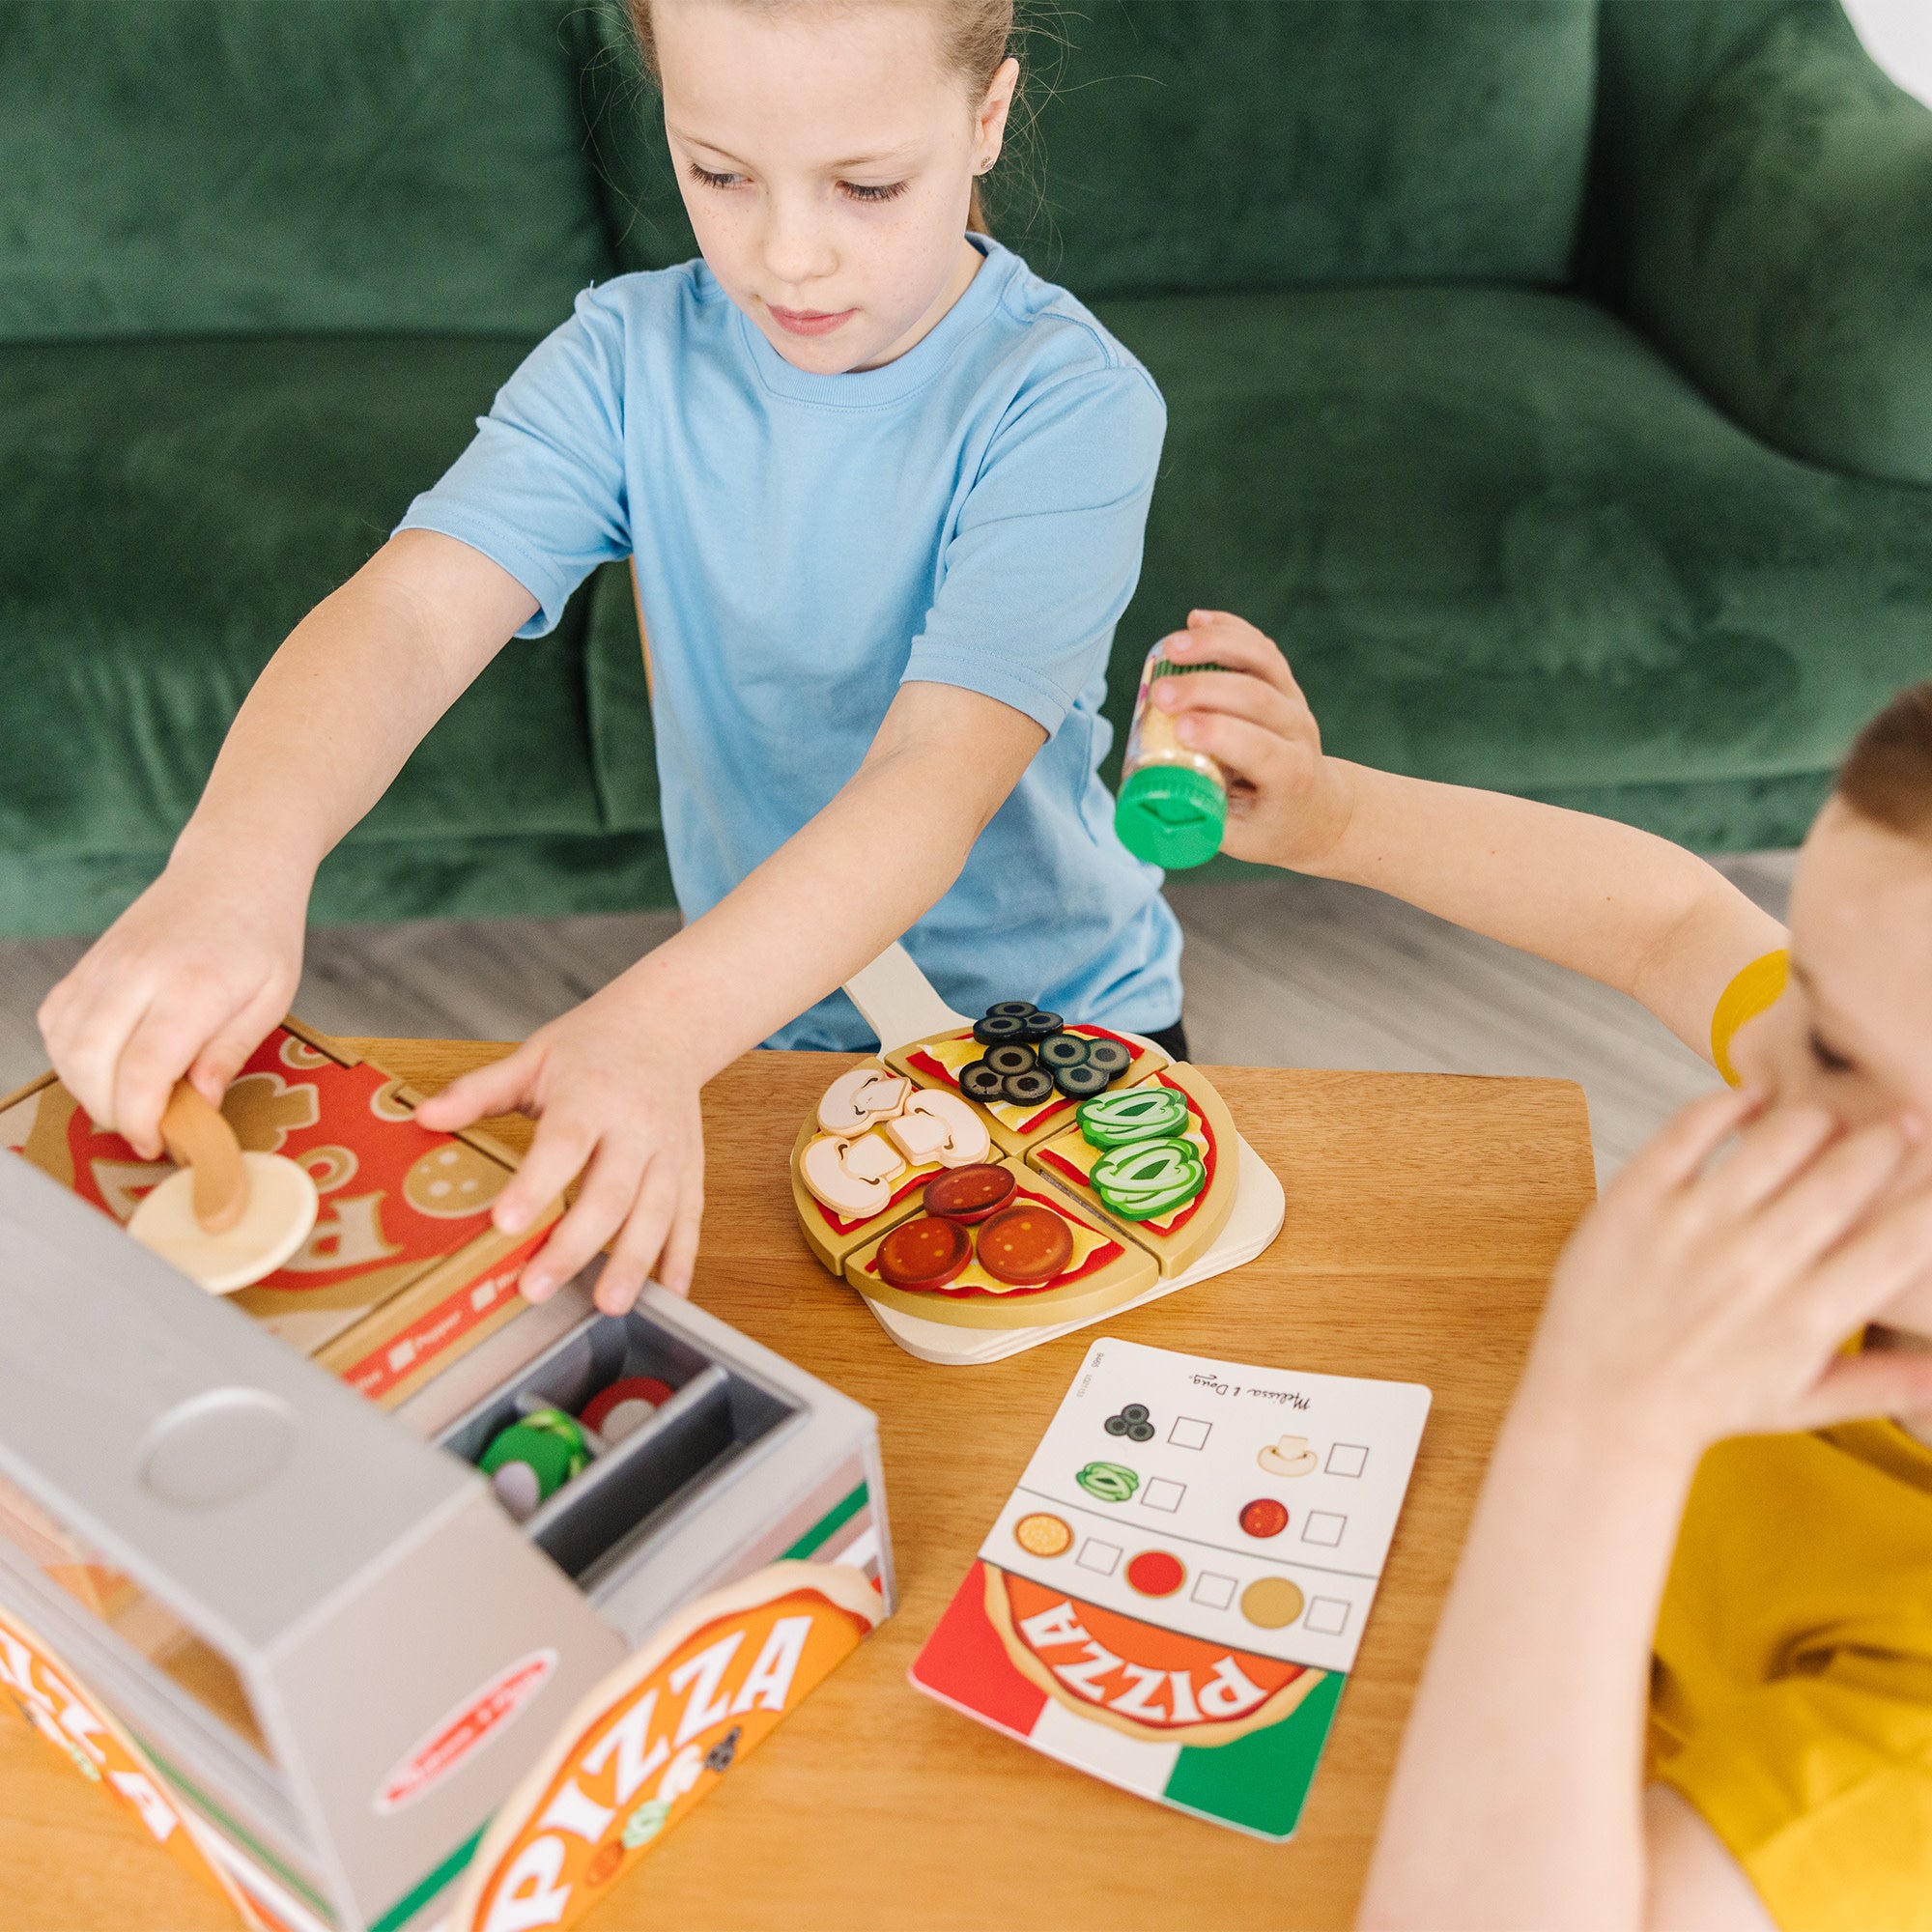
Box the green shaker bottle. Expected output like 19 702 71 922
1113 640 1228 868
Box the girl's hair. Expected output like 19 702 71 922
1839 681 1932 838
626 0 1017 234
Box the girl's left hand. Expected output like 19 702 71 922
1521 1088 1932 1459
413 984 706 1316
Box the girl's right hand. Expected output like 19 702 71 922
37 858 306 1160
1520 1088 1932 1461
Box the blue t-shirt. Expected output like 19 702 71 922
399 237 1182 1048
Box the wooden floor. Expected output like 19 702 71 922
0 854 1793 1184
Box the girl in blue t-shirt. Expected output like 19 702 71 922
40 0 1179 1316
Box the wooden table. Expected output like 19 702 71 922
0 1047 1593 1932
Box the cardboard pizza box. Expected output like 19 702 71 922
0 1017 559 1407
0 1154 893 1932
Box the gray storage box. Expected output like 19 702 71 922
0 1153 892 1932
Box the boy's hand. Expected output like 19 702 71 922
38 859 306 1158
413 981 706 1317
1521 1089 1932 1461
1151 611 1355 869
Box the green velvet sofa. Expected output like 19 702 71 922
4 0 1929 937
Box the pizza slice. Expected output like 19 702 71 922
844 1178 1157 1330
1025 1064 1239 1277
790 1060 1004 1272
885 1023 1168 1157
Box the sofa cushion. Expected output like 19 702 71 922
1097 287 1932 822
584 0 1598 295
0 0 610 342
0 335 608 865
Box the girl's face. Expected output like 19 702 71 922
653 0 1016 374
1731 798 1932 1331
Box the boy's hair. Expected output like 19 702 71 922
626 0 1017 234
1840 681 1932 838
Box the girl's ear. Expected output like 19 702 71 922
974 55 1020 173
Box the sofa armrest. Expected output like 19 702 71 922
1599 0 1932 485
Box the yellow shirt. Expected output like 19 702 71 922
1652 950 1932 1928
1651 1423 1932 1930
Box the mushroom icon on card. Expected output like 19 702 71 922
1257 1434 1320 1478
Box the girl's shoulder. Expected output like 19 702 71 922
978 241 1156 390
968 242 1165 441
570 259 730 330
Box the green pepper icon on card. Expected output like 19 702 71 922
1075 1461 1139 1503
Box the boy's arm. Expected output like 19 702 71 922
416 678 1046 1308
1151 612 1785 1058
1360 1092 1932 1931
39 530 536 1152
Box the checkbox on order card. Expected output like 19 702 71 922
1302 1511 1347 1547
1077 1539 1122 1576
1305 1596 1350 1635
1326 1443 1370 1477
1142 1478 1185 1512
1168 1416 1211 1450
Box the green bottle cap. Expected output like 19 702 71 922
1115 764 1226 869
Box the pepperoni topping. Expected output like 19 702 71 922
976 1203 1074 1285
923 1163 1016 1224
876 1215 972 1290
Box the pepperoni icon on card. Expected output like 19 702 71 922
1125 1550 1185 1597
1239 1497 1290 1539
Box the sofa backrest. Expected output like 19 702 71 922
0 0 611 344
589 0 1601 296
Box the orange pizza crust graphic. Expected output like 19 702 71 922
0 1602 256 1924
451 1563 882 1932
982 1564 1324 1747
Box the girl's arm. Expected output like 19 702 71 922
1150 612 1785 1058
39 530 536 1153
413 677 1046 1310
1359 1091 1932 1931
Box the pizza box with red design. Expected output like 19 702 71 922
0 1018 559 1407
0 1071 894 1931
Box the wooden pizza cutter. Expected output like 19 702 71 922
126 1080 319 1293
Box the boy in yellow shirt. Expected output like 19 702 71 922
1151 611 1932 1930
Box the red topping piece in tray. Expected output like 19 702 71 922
976 1203 1075 1286
923 1163 1016 1225
876 1215 973 1291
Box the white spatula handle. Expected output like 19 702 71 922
842 943 968 1055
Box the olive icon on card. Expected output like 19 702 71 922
1104 1402 1156 1443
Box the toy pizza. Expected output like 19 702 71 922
792 1001 1243 1335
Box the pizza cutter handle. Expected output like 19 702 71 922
159 1081 249 1235
842 942 968 1055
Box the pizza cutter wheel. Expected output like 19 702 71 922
128 1081 320 1293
